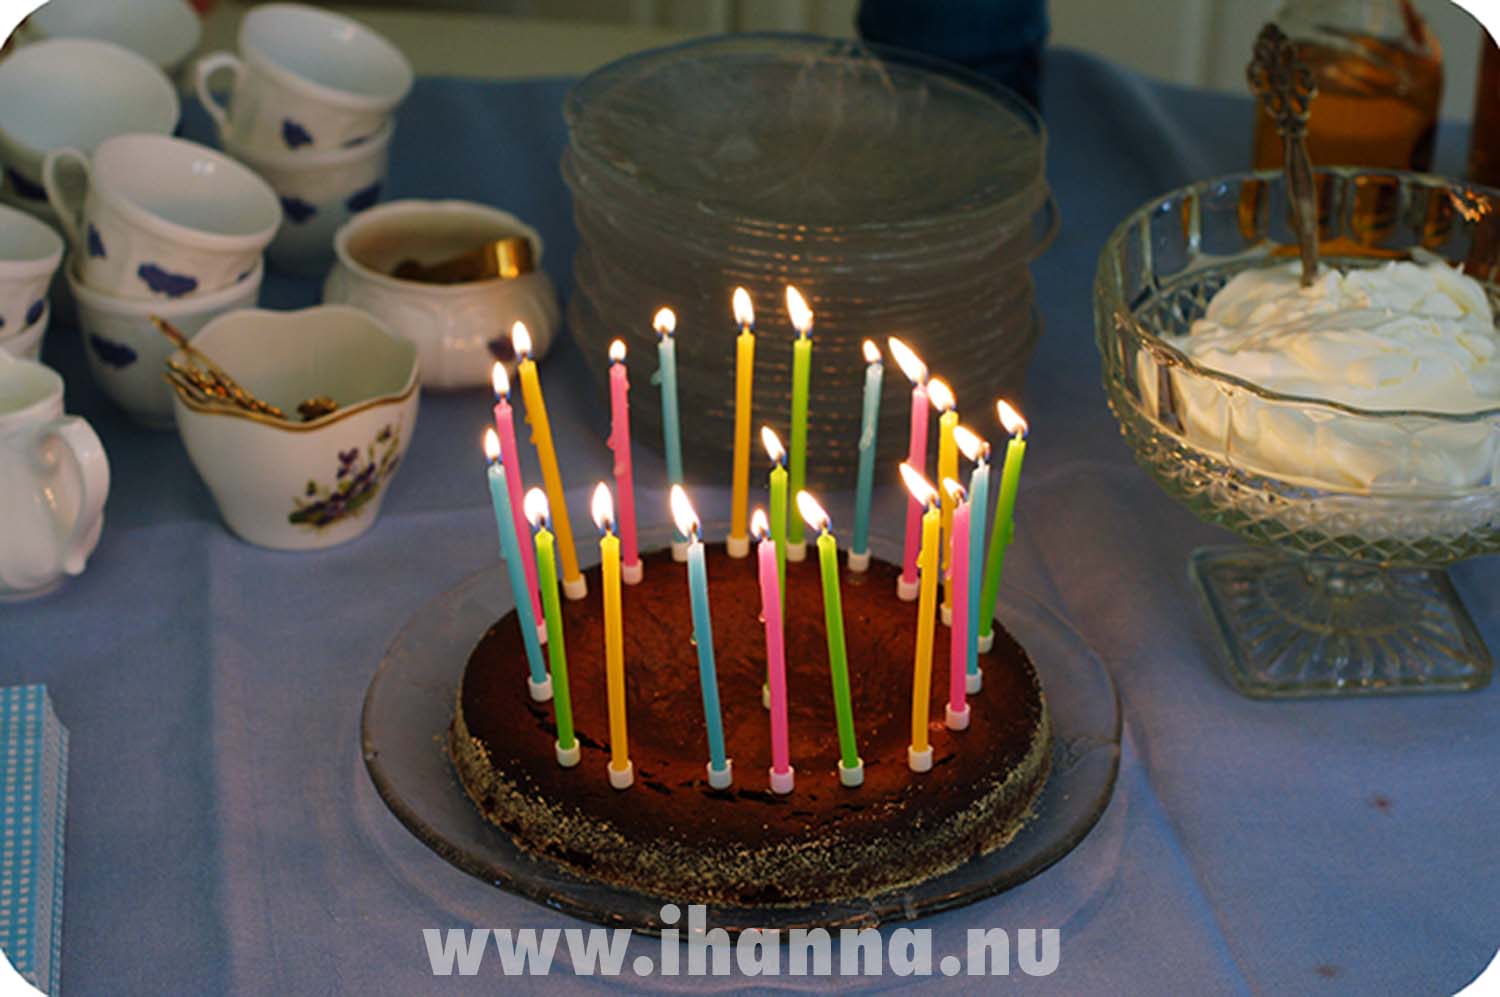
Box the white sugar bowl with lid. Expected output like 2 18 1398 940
321 200 559 388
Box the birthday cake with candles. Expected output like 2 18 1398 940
449 296 1050 906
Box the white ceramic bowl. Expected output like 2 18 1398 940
224 121 393 275
69 257 264 428
0 301 48 361
172 305 419 550
322 200 560 388
21 0 203 75
0 39 179 191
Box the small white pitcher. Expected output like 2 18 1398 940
0 353 110 600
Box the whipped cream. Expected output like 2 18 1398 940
1168 260 1500 413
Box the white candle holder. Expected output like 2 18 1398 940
671 540 690 562
707 759 733 789
725 534 750 558
907 745 932 773
607 760 634 790
527 675 552 702
786 540 807 562
847 550 871 573
562 577 588 600
977 631 994 653
946 703 970 730
621 560 643 585
555 740 580 767
769 766 794 794
838 757 864 787
761 684 771 710
897 578 920 601
941 603 953 627
967 669 984 694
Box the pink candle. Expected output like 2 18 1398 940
888 338 932 598
946 483 971 730
607 341 642 582
753 509 792 793
492 363 544 633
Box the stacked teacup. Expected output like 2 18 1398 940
194 3 412 275
42 135 278 427
0 204 62 360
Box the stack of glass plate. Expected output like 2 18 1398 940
564 34 1056 487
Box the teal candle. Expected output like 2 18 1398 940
979 403 1028 641
851 340 884 563
671 485 730 785
785 287 813 548
484 431 547 691
965 450 990 677
655 307 684 542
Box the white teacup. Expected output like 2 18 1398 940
0 301 49 361
194 3 412 154
20 0 204 77
0 203 63 337
0 38 179 195
227 121 393 275
43 134 281 301
0 353 110 600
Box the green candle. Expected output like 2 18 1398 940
525 488 579 767
785 286 813 553
762 426 789 604
978 401 1028 645
798 490 863 787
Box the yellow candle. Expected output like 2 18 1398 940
900 463 942 773
512 321 585 600
728 288 755 556
591 483 631 789
929 378 958 618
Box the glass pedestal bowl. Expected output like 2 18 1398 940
1095 167 1500 697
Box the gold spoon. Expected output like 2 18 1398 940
153 316 339 422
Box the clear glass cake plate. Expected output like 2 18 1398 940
1095 167 1500 697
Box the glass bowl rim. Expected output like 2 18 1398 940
1096 165 1500 424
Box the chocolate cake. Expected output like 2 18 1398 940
450 544 1051 907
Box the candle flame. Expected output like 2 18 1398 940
511 321 533 358
609 339 626 363
491 361 509 398
732 287 755 329
750 507 770 541
943 477 966 503
953 424 985 463
928 377 955 413
899 462 939 508
887 337 926 385
785 285 813 337
591 481 614 532
669 484 700 540
523 487 549 530
761 425 785 465
483 426 501 462
653 307 676 337
997 399 1028 438
795 490 831 533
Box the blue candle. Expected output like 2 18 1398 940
655 308 684 544
671 484 731 788
484 429 549 698
964 439 991 683
851 340 884 568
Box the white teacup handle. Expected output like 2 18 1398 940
194 51 245 137
34 416 110 576
40 147 89 251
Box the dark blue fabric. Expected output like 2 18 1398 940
2 47 1496 994
857 0 1048 105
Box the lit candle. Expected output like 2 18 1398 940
752 508 793 794
592 483 632 789
606 340 643 584
491 363 547 645
945 477 971 731
513 322 586 600
727 288 756 558
762 426 788 608
900 463 941 773
655 307 687 559
483 429 550 701
849 339 883 572
889 337 929 601
797 491 864 788
524 488 578 767
928 377 958 624
784 286 813 562
978 401 1028 660
670 485 732 788
956 425 991 693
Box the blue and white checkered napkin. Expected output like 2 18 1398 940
0 685 68 996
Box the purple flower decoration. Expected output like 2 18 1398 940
282 119 314 149
88 333 137 368
289 425 403 529
87 224 107 259
25 300 44 326
344 181 381 213
281 196 316 224
138 263 197 298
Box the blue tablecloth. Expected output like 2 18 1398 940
4 48 1497 994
